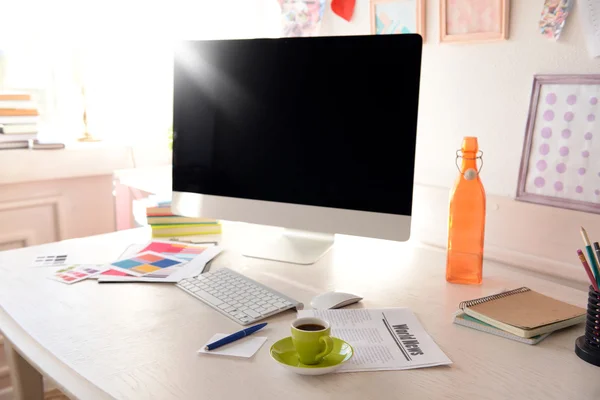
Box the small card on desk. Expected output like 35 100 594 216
197 333 267 358
49 264 108 284
33 254 69 267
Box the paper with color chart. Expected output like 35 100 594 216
105 251 185 277
297 308 452 372
139 240 216 261
49 264 108 284
97 243 222 283
33 254 69 267
197 333 267 358
89 243 144 279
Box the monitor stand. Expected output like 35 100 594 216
241 228 334 265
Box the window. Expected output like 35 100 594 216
0 1 281 145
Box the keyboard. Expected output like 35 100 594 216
176 268 303 325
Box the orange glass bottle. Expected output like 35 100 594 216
446 137 486 285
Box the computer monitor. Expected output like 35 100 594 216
172 34 422 265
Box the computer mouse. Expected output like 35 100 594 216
310 291 363 310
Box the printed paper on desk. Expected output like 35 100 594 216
297 308 452 372
49 264 109 284
88 244 145 279
32 254 69 267
107 251 186 277
97 246 222 283
139 240 217 261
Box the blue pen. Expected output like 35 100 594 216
205 323 268 351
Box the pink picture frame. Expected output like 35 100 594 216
517 75 600 214
440 0 509 43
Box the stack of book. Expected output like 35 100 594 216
0 92 39 148
147 200 221 237
453 287 586 345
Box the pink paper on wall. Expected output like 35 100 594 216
446 0 501 35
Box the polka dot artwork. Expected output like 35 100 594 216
520 79 600 210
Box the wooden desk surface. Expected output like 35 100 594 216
0 224 597 399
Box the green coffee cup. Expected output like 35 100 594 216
291 317 334 365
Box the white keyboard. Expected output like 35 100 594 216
176 268 303 325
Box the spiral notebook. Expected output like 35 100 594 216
459 287 586 338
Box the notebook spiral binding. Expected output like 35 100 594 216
459 287 531 310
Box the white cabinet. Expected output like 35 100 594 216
0 176 117 249
0 144 134 250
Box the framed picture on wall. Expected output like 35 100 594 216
517 75 600 214
440 0 509 43
370 0 425 40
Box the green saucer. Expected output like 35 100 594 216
270 336 354 375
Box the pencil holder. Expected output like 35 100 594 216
575 286 600 367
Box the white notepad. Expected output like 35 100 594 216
197 333 267 358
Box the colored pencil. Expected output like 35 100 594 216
577 249 599 291
580 227 600 288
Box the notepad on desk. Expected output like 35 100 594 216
458 287 586 339
453 312 550 345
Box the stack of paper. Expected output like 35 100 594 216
453 287 586 345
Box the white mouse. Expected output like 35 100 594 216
310 291 363 310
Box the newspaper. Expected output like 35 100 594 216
297 308 452 372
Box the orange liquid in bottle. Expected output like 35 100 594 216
446 137 486 285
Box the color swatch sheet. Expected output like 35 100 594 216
49 264 108 284
139 241 209 261
97 240 222 283
109 251 185 276
33 254 68 267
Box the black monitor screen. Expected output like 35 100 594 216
172 35 421 216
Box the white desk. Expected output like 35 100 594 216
0 224 597 399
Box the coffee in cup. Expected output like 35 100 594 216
291 317 333 365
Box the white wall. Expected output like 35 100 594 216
320 0 600 285
320 0 600 197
